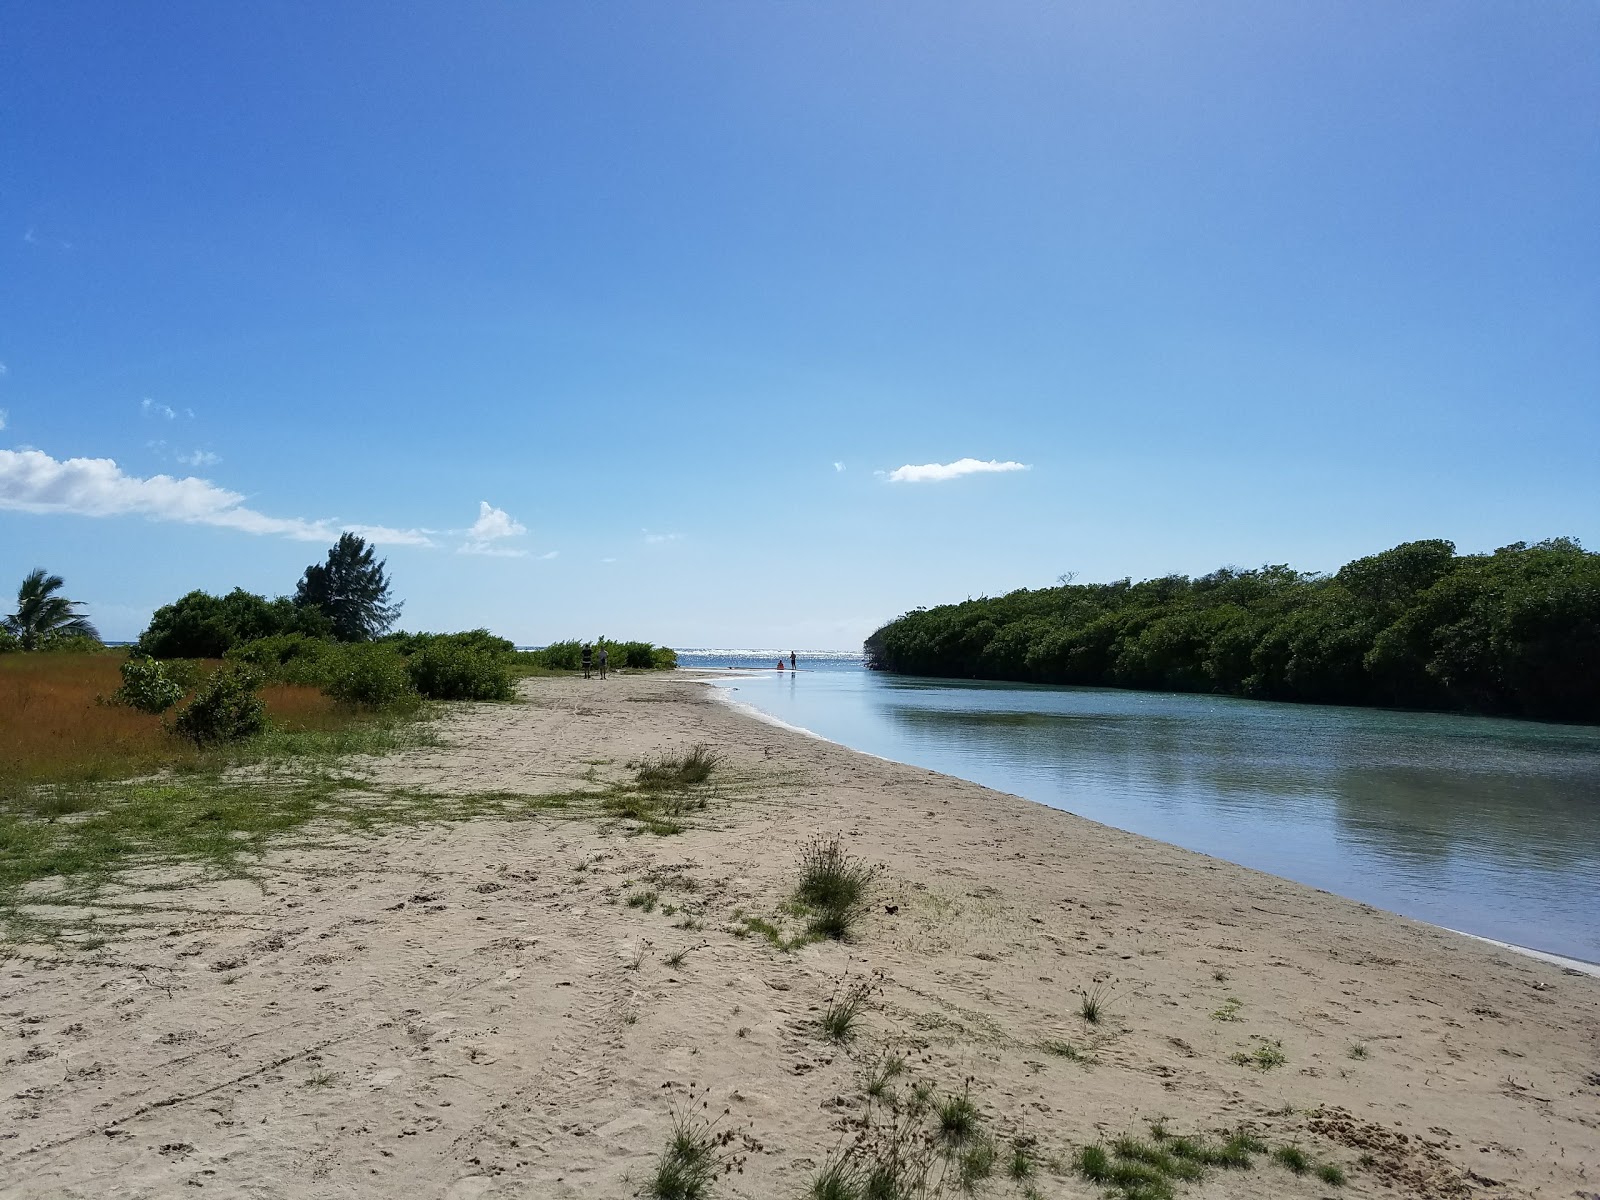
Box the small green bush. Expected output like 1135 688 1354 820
114 656 185 714
225 633 336 685
0 628 19 654
171 668 267 746
324 645 416 709
38 633 104 653
406 641 514 701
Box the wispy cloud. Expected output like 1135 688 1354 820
175 449 220 468
459 500 528 556
0 410 7 432
643 529 682 544
883 458 1031 484
538 550 559 560
140 398 177 421
833 461 846 472
0 448 432 545
0 362 8 376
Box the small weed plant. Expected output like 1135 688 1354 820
112 656 184 714
1080 982 1115 1025
171 667 267 746
1229 1039 1287 1070
819 972 882 1042
644 1088 751 1200
1075 1124 1269 1200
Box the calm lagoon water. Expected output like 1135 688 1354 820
677 651 1600 964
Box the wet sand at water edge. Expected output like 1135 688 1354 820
2 673 1596 1198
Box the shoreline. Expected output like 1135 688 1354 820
6 673 1595 1198
699 670 1600 979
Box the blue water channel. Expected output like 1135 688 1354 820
677 651 1600 964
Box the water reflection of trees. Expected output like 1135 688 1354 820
871 700 1600 876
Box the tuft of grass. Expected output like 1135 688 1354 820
809 1155 864 1200
1357 1152 1378 1169
1040 1038 1092 1063
819 974 878 1042
935 1090 979 1146
664 948 690 969
304 1069 337 1088
957 1133 996 1191
627 890 660 912
635 744 723 792
862 1053 906 1100
1076 1144 1113 1185
794 834 877 941
1274 1145 1311 1176
1008 1139 1035 1181
1230 1039 1287 1070
1080 982 1114 1025
1210 997 1243 1022
1317 1162 1347 1186
1347 1042 1368 1060
644 1089 749 1200
1076 1127 1266 1197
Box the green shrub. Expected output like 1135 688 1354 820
325 645 417 709
0 628 19 654
382 628 515 657
536 639 583 670
38 633 105 653
406 641 514 701
114 656 185 714
138 588 331 659
225 633 336 685
171 668 267 746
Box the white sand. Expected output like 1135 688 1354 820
2 673 1595 1198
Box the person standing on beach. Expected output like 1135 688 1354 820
790 650 797 671
598 646 609 679
581 643 592 679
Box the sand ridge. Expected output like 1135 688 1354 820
2 674 1596 1198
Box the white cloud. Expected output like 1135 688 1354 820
459 500 528 555
883 458 1031 484
833 461 846 472
538 550 559 560
0 410 7 431
643 529 682 544
0 361 8 376
140 398 177 421
468 501 526 542
175 449 220 468
0 447 432 546
600 557 618 564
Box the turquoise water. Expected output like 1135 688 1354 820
684 655 1600 963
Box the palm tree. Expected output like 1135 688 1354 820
3 569 101 650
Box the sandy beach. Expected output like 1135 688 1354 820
3 673 1596 1199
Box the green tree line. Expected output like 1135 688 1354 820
864 538 1600 723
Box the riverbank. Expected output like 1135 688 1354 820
3 674 1595 1198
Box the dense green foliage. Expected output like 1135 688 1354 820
323 644 419 709
138 588 332 658
294 533 401 641
4 569 101 650
171 668 268 746
533 638 677 670
865 539 1600 723
404 639 514 701
113 656 185 714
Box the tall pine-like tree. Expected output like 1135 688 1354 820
294 533 401 642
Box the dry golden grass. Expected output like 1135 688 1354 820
0 653 354 797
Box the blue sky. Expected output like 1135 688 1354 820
2 3 1596 648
